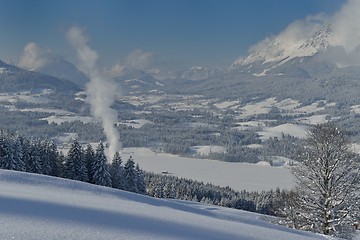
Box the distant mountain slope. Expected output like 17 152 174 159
30 57 89 88
0 60 80 93
0 169 331 240
114 67 164 93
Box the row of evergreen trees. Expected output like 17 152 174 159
0 131 145 194
145 172 290 216
0 130 290 218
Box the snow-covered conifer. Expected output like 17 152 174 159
28 141 43 174
92 142 112 187
11 135 26 172
110 151 124 189
123 156 137 193
0 134 15 170
48 141 61 177
65 139 88 182
40 140 52 176
135 163 146 194
84 144 95 183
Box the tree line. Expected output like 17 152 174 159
145 172 289 216
0 131 145 194
0 130 291 216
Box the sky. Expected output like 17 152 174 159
0 0 347 69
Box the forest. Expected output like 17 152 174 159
0 130 287 216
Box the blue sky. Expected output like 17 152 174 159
0 0 346 68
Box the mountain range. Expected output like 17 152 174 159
1 21 360 115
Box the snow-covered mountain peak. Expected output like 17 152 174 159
231 24 333 68
298 24 332 54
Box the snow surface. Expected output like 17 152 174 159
0 169 333 240
214 100 239 109
296 114 328 125
0 94 49 104
117 119 153 129
122 148 294 192
41 115 96 125
239 98 277 117
275 98 301 111
0 67 6 73
16 107 73 115
189 145 226 156
351 105 360 114
235 121 266 130
253 69 270 77
257 123 308 140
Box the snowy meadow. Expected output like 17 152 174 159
0 169 332 240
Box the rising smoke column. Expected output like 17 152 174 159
66 26 121 159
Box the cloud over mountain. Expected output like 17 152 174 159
109 49 155 77
232 0 360 68
18 42 52 71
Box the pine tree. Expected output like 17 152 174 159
84 144 95 183
28 141 43 174
135 163 146 194
123 156 137 193
0 134 14 170
20 137 32 172
48 141 61 177
12 135 26 172
292 123 360 238
0 133 25 172
92 142 112 187
40 140 52 176
110 151 124 189
64 139 88 182
58 152 66 177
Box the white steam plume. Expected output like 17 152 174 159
66 26 121 159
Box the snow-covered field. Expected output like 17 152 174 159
0 169 332 240
189 145 226 156
117 119 153 128
214 100 239 109
122 148 294 192
41 115 96 124
296 114 328 125
257 123 308 140
238 98 277 117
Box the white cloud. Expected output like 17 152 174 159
251 14 326 52
239 0 360 67
330 0 360 52
108 63 126 77
108 49 155 77
237 14 328 65
18 42 52 70
125 49 154 70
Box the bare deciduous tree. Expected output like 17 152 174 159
292 123 360 238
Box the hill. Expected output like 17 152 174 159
0 60 80 93
0 169 333 239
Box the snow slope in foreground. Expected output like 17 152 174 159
0 170 332 240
